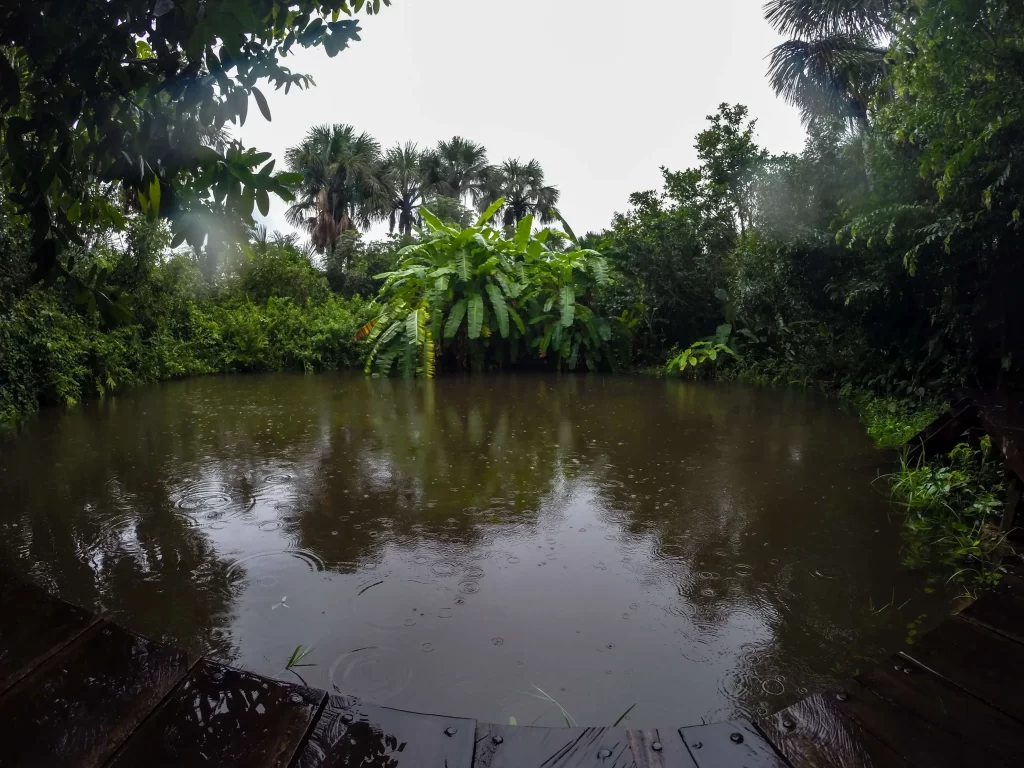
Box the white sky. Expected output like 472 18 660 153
238 0 806 239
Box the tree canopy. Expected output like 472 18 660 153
0 0 389 314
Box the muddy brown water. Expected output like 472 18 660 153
0 373 955 726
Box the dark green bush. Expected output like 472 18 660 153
0 218 372 426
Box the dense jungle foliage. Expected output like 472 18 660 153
0 211 378 424
2 1 1023 578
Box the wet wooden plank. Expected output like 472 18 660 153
900 615 1024 722
856 654 1024 766
297 694 474 767
830 677 1015 767
472 723 634 767
0 574 99 694
107 660 324 767
679 719 786 767
0 621 189 767
758 693 907 768
960 576 1024 645
627 728 697 768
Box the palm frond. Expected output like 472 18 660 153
764 0 894 39
767 35 888 127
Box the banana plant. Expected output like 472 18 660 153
357 198 618 376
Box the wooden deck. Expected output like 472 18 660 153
2 566 1023 767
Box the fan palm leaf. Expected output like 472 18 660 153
479 158 561 228
763 0 895 39
767 34 889 129
430 136 492 205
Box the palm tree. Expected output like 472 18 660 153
382 142 429 238
426 136 491 206
478 158 561 228
284 124 388 253
764 0 895 131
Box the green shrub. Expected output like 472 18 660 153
891 440 1007 588
0 250 372 426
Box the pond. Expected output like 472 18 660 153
0 373 954 726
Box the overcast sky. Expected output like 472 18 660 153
238 0 806 239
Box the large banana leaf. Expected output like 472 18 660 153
445 299 467 338
467 294 484 339
507 305 526 334
455 249 470 281
559 284 575 327
486 283 509 338
514 214 534 246
476 197 505 226
419 207 448 232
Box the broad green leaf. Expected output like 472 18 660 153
467 294 484 339
508 305 526 334
588 256 609 284
252 87 271 121
514 214 534 245
444 299 467 338
419 207 445 231
486 283 509 338
256 188 270 217
559 285 575 327
405 308 420 346
476 255 499 276
476 197 505 226
455 249 470 281
550 207 578 244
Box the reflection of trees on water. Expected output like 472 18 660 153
0 373 931 719
288 376 581 567
589 381 921 713
0 383 260 661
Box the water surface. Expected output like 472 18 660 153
0 374 953 725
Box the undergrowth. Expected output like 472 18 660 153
890 439 1009 589
848 392 945 451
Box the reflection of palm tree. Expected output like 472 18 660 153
479 158 561 228
764 0 893 130
284 124 388 253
